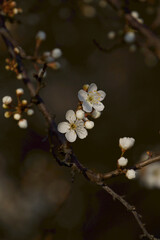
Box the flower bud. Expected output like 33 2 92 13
16 88 24 95
126 169 136 180
2 96 12 105
91 110 101 119
2 104 8 109
85 120 94 129
83 84 89 91
18 119 28 129
13 113 21 120
119 137 135 151
107 31 116 40
124 31 136 43
4 111 11 118
51 48 62 59
76 110 85 119
118 157 128 167
17 73 23 80
21 99 27 105
36 31 46 41
27 109 34 116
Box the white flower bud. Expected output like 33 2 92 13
18 119 28 129
124 31 136 43
126 169 136 180
2 96 12 105
16 88 24 95
13 113 21 120
107 31 116 40
118 157 128 167
51 48 62 59
13 8 18 15
76 110 85 119
131 11 139 19
36 31 46 41
85 120 94 129
119 137 135 151
27 109 34 116
17 73 23 80
91 110 101 119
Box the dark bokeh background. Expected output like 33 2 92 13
0 0 160 239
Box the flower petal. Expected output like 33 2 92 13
93 102 104 111
98 90 106 101
65 130 77 142
88 83 97 92
65 110 76 123
76 127 88 139
57 122 70 133
78 90 88 102
82 101 92 112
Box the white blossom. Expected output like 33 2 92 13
118 157 128 167
131 11 139 19
124 31 136 43
2 96 12 105
58 110 88 142
107 31 116 40
18 119 28 129
27 109 34 116
78 83 106 113
76 110 85 119
52 48 62 59
126 169 136 179
36 31 46 41
85 120 94 129
119 137 135 151
139 162 160 188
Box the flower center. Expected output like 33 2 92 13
70 123 77 130
87 91 101 104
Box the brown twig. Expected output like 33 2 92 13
105 0 160 58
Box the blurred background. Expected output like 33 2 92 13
0 0 160 239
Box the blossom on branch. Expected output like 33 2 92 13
126 169 136 180
119 137 135 151
78 83 106 113
58 110 88 142
118 157 128 167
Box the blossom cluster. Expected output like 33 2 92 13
1 0 22 18
58 83 106 142
118 137 136 180
2 88 34 129
35 31 63 70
